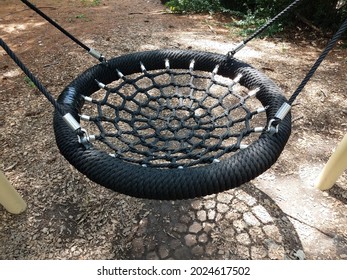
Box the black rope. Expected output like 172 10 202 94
20 0 90 52
267 17 347 133
244 0 303 45
0 38 66 117
229 0 303 55
20 0 105 62
288 17 347 105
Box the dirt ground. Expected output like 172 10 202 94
0 0 346 260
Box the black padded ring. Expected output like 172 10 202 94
53 49 291 200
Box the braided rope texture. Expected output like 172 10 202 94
53 49 291 200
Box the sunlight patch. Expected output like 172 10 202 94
298 164 323 187
0 22 46 33
177 36 263 59
3 69 22 78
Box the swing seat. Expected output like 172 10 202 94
53 49 292 200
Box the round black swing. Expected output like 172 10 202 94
53 49 291 199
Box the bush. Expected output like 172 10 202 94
165 0 347 32
298 0 346 30
165 0 226 13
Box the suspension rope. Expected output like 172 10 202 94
0 38 90 146
20 0 106 63
0 38 66 116
229 0 304 56
288 17 347 105
267 17 347 133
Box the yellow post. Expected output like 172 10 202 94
0 170 27 214
315 133 347 191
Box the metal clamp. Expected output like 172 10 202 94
62 113 94 149
267 102 291 134
89 48 107 64
77 128 95 149
227 42 246 57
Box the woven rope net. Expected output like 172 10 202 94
79 59 267 168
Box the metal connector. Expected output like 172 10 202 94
89 48 106 64
63 113 81 131
267 102 291 134
189 60 195 71
274 102 292 120
228 42 246 57
62 113 94 149
165 59 170 70
95 79 107 89
77 129 95 149
140 62 146 72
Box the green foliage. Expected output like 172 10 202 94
298 0 346 30
166 0 347 33
231 13 284 38
165 0 227 13
24 76 35 88
75 14 87 19
81 0 101 7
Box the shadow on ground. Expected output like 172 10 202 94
328 185 347 205
122 183 303 259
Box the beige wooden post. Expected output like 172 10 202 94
315 133 347 191
0 170 27 214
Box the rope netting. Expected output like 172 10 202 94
78 59 268 168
